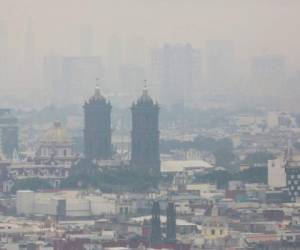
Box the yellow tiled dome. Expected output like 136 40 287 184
43 121 70 143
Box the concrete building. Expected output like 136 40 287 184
0 109 18 159
251 54 286 97
150 43 202 106
16 190 119 217
285 154 300 202
268 157 287 188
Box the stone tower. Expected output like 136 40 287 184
150 201 161 246
83 86 112 160
166 201 176 242
131 84 160 173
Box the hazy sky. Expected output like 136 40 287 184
1 0 300 69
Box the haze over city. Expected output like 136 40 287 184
1 1 300 249
0 0 300 109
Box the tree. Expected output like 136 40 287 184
243 152 275 168
12 178 52 193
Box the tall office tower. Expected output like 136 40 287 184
43 54 63 105
80 25 93 57
84 87 112 160
285 148 300 202
131 85 160 174
106 35 123 92
150 43 202 106
62 56 105 105
251 54 286 97
166 202 176 243
0 109 18 159
0 20 8 85
119 64 146 98
206 40 235 94
150 201 161 246
24 20 35 67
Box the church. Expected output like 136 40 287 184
83 84 161 174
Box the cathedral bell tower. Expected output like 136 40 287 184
83 86 112 160
131 83 160 174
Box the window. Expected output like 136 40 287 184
211 229 215 235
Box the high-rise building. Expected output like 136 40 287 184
83 87 112 160
150 201 161 246
119 64 145 98
0 20 8 86
251 54 286 96
62 56 105 105
44 55 105 105
150 43 202 106
131 85 160 174
206 40 235 94
0 109 18 159
166 201 176 242
80 25 93 57
106 35 123 92
285 154 300 202
268 157 286 189
43 54 63 104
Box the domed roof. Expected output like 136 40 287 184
43 121 70 143
136 83 154 105
202 206 227 228
88 85 106 103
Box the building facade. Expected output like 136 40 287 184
0 109 18 159
7 121 78 189
131 86 160 173
166 201 176 242
150 201 161 246
285 155 300 202
84 87 112 160
268 157 286 188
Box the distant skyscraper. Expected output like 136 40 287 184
150 201 161 246
62 56 105 105
285 151 300 202
24 19 35 68
0 109 18 159
43 54 63 104
150 43 202 106
0 20 8 85
251 54 286 96
131 85 160 173
166 202 176 242
106 35 123 92
84 87 112 160
206 40 235 93
80 25 93 57
119 64 145 97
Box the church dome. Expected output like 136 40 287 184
88 85 107 103
43 121 70 143
136 84 154 105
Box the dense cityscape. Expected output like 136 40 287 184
1 1 300 250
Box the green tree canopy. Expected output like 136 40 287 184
12 178 52 193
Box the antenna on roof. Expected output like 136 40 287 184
143 79 148 95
